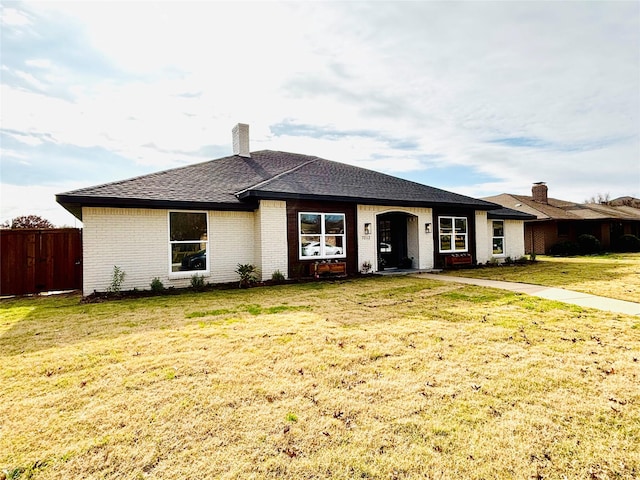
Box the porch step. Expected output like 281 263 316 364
376 268 440 276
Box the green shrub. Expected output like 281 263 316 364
235 263 260 288
271 270 285 282
548 241 579 256
615 234 640 252
577 234 601 254
108 266 126 293
150 277 165 293
190 274 205 291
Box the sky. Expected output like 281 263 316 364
1 0 639 227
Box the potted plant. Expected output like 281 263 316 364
400 257 414 269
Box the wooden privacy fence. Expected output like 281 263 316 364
0 229 82 296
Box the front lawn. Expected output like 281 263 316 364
445 253 640 303
1 276 638 479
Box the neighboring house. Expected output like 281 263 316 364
484 183 640 254
57 124 530 294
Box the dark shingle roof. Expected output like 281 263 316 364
487 206 536 220
57 150 499 219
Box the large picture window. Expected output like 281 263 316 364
169 212 209 273
492 220 505 255
299 213 346 259
439 216 468 253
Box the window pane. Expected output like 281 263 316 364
455 218 467 233
493 238 504 255
172 243 206 272
455 235 466 250
300 214 321 234
170 212 207 241
440 235 452 251
558 222 569 237
379 220 392 244
493 221 504 237
301 235 321 257
325 215 345 234
440 218 452 233
324 236 345 256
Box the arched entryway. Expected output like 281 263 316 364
376 212 419 270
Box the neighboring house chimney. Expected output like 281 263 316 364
532 182 548 204
232 123 250 158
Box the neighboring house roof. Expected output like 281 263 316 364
57 150 500 220
483 193 640 222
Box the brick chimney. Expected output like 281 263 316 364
232 123 250 158
532 182 548 204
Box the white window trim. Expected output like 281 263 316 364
298 212 347 260
492 220 505 257
168 210 210 278
438 216 468 253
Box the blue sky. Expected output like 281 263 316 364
1 0 638 226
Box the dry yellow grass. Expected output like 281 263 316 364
445 253 640 303
1 275 639 479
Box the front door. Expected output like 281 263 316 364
377 213 408 269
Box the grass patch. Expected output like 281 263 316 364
187 304 310 319
1 275 639 479
446 253 640 302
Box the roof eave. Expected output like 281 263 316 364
237 190 499 210
55 194 258 221
488 212 537 220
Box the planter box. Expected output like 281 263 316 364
444 254 473 267
312 262 347 278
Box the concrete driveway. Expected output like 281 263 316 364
415 273 640 316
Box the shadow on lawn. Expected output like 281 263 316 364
0 279 353 357
0 291 221 357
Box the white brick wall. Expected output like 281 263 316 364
485 218 527 263
254 200 288 280
475 211 490 265
82 207 257 294
356 205 434 271
210 210 255 283
82 207 168 294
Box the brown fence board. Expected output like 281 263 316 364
0 229 82 295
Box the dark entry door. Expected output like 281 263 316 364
377 213 407 269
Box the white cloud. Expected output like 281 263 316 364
0 5 31 26
1 0 638 209
0 183 83 227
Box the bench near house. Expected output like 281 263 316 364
56 124 532 294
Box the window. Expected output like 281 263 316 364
439 216 468 252
557 222 569 237
378 219 393 253
299 213 346 259
169 212 208 273
492 220 505 255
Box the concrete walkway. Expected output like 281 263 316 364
415 273 640 316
